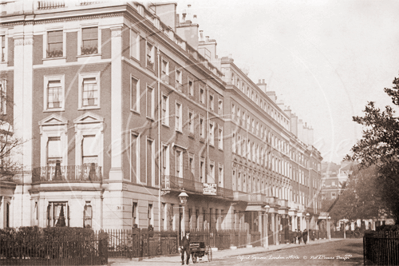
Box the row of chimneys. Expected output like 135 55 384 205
148 3 314 144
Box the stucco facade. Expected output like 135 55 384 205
0 1 323 247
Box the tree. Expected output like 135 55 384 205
321 165 388 226
347 76 399 224
0 120 22 177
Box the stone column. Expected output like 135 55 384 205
109 26 124 180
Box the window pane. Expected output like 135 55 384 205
82 27 98 40
48 138 61 159
82 77 98 107
83 136 96 157
48 31 63 44
48 80 62 109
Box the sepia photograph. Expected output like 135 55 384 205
0 0 398 265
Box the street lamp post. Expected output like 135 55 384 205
178 190 189 238
327 216 331 240
306 213 310 243
264 205 270 249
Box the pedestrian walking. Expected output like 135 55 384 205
298 230 302 244
181 232 191 265
303 229 308 244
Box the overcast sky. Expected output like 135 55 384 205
171 0 399 163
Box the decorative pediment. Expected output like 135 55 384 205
73 112 104 124
39 114 68 126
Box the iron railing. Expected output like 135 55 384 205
0 232 107 265
364 232 399 265
32 164 102 183
161 175 233 199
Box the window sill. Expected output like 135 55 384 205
199 137 205 143
188 133 195 139
146 116 155 121
175 129 183 134
43 109 65 113
218 147 223 152
78 106 100 111
43 57 66 65
162 123 170 128
77 54 102 63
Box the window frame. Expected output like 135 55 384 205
46 30 65 58
218 126 223 150
175 68 182 90
0 34 7 63
175 101 182 132
130 29 140 60
78 26 100 56
47 201 69 227
161 143 170 176
175 148 183 178
130 75 140 113
146 41 155 70
218 164 224 188
209 94 214 111
161 94 169 126
188 78 194 97
218 99 223 115
161 59 170 84
188 109 195 135
0 79 6 115
78 72 100 110
146 85 155 119
209 122 215 146
130 131 140 183
199 115 205 139
199 87 205 104
44 75 65 112
200 157 205 183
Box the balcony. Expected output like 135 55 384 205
278 199 289 208
32 164 102 183
248 193 266 204
161 175 203 194
161 175 233 199
233 191 248 201
217 187 234 199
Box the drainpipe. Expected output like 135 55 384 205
157 46 162 231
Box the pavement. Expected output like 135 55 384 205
108 238 344 265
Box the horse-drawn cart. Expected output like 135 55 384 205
190 242 212 263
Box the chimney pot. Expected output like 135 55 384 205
206 36 210 41
262 79 265 83
258 79 261 83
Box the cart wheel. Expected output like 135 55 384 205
192 254 197 263
206 246 212 262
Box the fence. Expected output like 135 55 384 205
105 229 257 259
364 231 399 265
0 233 107 265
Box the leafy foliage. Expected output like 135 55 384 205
321 166 388 224
347 76 399 224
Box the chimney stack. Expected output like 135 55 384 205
257 79 267 93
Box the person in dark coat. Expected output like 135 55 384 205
181 232 191 265
303 229 308 244
298 230 302 244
